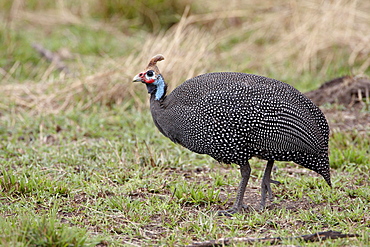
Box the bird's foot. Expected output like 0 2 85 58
260 179 280 211
259 204 267 212
217 204 248 217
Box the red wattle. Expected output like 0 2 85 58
145 79 155 83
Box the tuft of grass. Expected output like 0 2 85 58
329 131 370 169
0 169 70 196
0 212 97 246
90 0 197 32
171 180 222 206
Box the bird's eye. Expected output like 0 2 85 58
146 70 154 77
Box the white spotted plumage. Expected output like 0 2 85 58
134 56 331 214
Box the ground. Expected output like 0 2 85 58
0 0 369 246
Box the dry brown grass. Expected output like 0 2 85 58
1 0 369 113
206 0 370 74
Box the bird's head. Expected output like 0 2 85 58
133 54 166 100
133 54 164 84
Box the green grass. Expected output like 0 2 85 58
0 212 92 246
1 0 369 245
1 106 369 246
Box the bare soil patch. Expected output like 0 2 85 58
305 75 370 132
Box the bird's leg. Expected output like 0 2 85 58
260 160 279 210
218 163 251 216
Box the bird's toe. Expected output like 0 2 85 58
217 204 249 216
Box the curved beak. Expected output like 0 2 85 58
133 74 143 82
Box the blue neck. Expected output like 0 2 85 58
153 75 166 100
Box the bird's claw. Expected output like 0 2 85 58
217 205 248 216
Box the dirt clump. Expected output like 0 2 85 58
305 75 370 106
305 75 370 132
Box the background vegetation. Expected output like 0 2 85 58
0 0 369 246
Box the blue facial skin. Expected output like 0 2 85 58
146 74 166 100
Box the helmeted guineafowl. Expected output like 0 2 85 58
133 54 331 215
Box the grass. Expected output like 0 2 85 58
1 106 369 246
1 0 370 246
